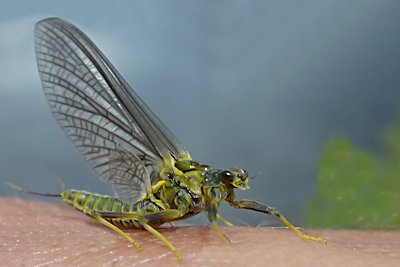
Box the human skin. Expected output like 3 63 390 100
1 198 399 266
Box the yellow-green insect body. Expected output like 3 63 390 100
18 17 327 262
62 159 248 228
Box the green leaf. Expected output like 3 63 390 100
305 122 400 229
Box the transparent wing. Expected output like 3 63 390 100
108 145 152 203
34 17 191 203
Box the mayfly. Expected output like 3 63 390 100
16 17 326 262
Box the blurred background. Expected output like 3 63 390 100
1 0 400 228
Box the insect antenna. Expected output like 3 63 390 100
250 170 262 180
6 182 61 197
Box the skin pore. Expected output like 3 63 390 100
1 198 399 266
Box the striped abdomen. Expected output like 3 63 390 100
61 190 164 228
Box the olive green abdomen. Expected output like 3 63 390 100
61 190 169 228
61 190 127 212
61 190 144 228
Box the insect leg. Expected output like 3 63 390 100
141 221 183 263
208 203 231 243
94 209 183 262
230 199 327 243
217 214 234 227
92 215 142 251
151 180 166 193
94 209 181 223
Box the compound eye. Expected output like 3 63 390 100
221 170 233 178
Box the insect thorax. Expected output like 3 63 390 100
172 160 250 204
170 161 234 206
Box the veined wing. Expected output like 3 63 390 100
34 17 191 203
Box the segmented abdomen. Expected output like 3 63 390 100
61 190 163 228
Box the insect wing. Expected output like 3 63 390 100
34 18 190 203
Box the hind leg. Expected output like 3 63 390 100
92 214 142 251
93 209 183 262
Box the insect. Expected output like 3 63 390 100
17 17 326 262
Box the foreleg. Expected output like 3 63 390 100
230 199 326 243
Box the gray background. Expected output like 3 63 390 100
1 0 400 226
